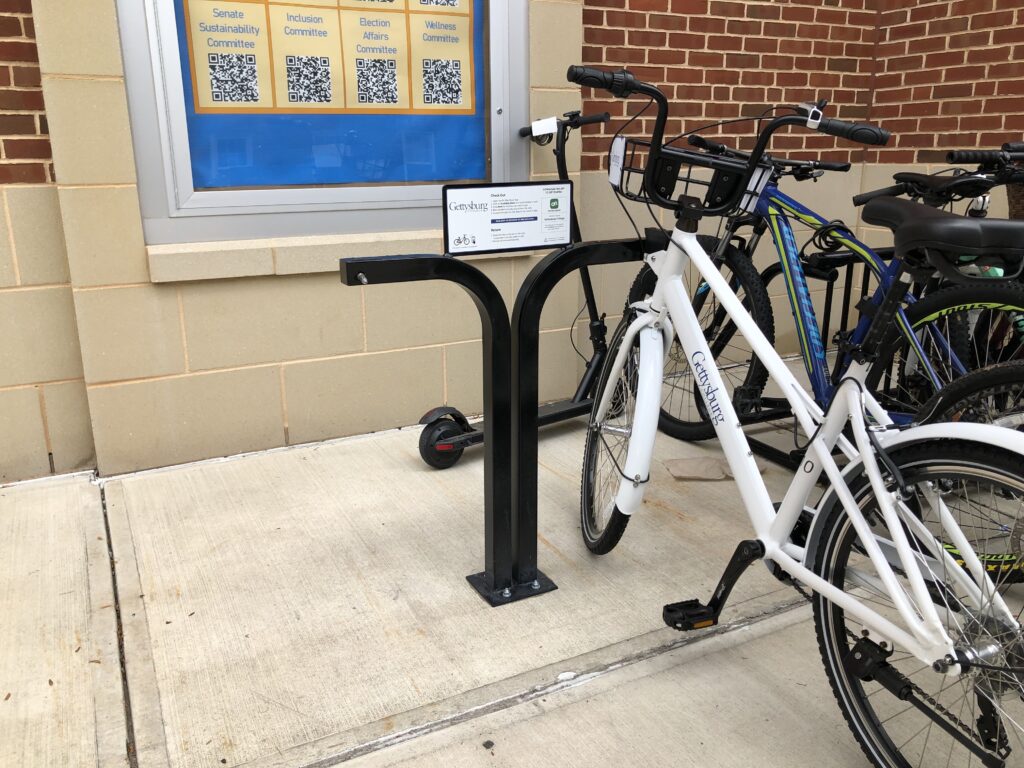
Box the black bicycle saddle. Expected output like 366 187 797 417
862 196 1024 280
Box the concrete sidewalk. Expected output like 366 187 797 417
0 475 126 768
0 421 869 768
343 607 866 768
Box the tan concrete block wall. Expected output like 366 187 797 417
0 189 93 481
17 0 1023 479
0 2 96 483
25 0 589 476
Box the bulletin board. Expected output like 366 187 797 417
173 0 488 188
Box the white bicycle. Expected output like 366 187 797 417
569 65 1024 768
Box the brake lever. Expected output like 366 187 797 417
791 167 825 182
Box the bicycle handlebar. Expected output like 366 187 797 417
687 135 851 173
576 112 612 127
816 117 890 146
566 65 640 97
947 150 1004 164
567 64 889 215
517 111 610 138
852 183 909 207
1003 141 1024 152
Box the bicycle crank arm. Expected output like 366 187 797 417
663 539 765 631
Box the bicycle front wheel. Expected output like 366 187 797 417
867 282 1024 414
812 441 1024 768
580 313 639 554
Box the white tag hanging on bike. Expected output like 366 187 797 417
530 116 557 139
739 164 772 213
609 135 626 190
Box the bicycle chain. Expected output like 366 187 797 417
788 579 998 756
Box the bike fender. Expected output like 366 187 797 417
873 421 1024 455
614 325 665 516
804 423 1024 570
418 406 471 432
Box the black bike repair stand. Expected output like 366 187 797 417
340 238 644 606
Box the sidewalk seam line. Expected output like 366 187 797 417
297 598 808 768
98 481 141 768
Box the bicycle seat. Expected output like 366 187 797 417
861 196 1024 281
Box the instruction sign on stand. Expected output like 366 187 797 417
443 182 573 256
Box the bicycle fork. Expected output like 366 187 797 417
592 309 665 516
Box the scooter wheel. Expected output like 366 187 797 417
418 419 465 469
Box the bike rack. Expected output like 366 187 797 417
509 239 644 583
340 239 644 606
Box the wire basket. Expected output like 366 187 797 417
609 136 771 216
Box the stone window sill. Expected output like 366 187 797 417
146 229 514 283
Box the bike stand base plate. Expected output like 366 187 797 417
466 570 558 607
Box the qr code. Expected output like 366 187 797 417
286 55 332 103
208 53 259 103
422 59 462 105
355 58 398 104
419 0 460 6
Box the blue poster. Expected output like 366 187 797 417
174 0 487 189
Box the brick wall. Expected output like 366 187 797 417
580 0 1024 170
0 0 52 184
581 0 879 170
870 0 1024 164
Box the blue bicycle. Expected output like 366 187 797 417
628 139 1024 443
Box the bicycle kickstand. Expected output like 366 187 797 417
663 539 766 631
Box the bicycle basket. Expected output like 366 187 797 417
609 136 771 216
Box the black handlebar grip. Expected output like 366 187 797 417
817 117 891 146
852 183 907 207
577 111 611 126
567 65 616 90
818 160 853 172
566 65 637 97
1003 141 1024 152
946 149 1014 164
518 125 533 138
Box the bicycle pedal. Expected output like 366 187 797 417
663 599 718 631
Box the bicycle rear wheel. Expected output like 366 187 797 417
867 282 1024 415
627 234 774 441
917 360 1024 432
812 441 1024 768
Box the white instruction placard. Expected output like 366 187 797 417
443 181 573 256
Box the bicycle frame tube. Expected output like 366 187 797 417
651 229 1017 667
761 196 831 401
756 186 949 403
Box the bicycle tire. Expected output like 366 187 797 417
627 234 774 441
917 359 1024 431
579 313 636 554
811 440 1024 768
866 281 1024 415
